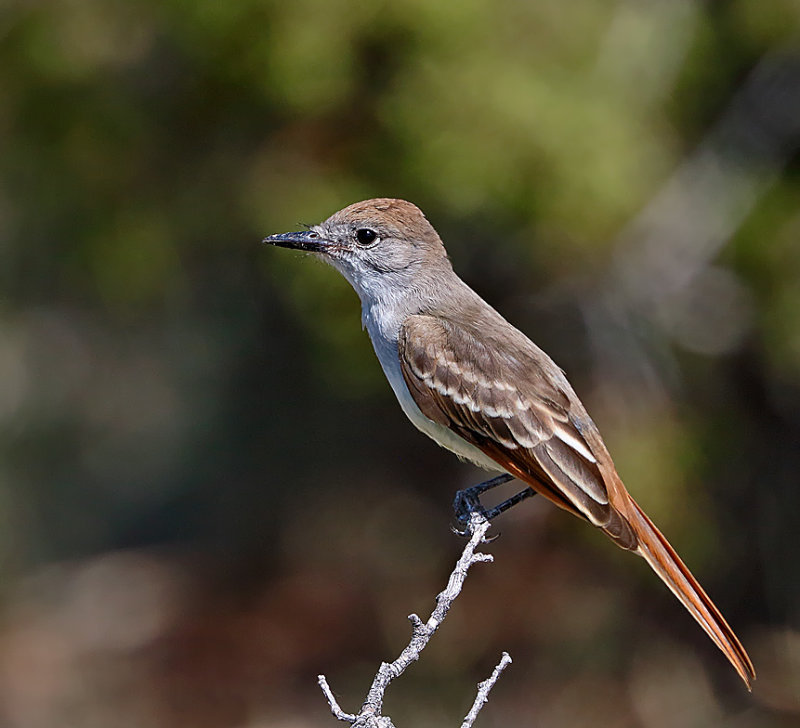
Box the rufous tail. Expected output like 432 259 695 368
626 497 756 689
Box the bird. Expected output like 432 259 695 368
264 197 755 688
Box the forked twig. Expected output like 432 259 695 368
317 512 511 727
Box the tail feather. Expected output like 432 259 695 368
626 497 756 689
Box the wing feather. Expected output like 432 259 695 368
398 314 636 546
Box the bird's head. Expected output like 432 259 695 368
264 198 451 302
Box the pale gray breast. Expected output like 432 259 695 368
363 303 505 472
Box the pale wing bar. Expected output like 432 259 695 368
400 315 636 546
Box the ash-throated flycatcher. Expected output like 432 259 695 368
264 198 755 688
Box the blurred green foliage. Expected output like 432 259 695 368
0 1 799 726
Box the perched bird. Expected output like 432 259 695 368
265 198 755 688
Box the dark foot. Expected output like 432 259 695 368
453 474 536 532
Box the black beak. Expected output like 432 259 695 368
262 230 328 253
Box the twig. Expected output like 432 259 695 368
460 652 512 728
317 511 510 726
318 675 356 722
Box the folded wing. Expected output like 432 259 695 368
399 313 636 547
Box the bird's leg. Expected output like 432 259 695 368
453 474 514 520
453 473 536 527
481 485 536 519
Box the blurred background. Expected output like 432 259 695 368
1 1 799 726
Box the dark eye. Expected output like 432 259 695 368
355 228 378 246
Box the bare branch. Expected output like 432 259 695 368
461 652 513 728
317 512 509 726
318 675 356 723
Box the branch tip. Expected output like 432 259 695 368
318 674 356 722
460 651 513 728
